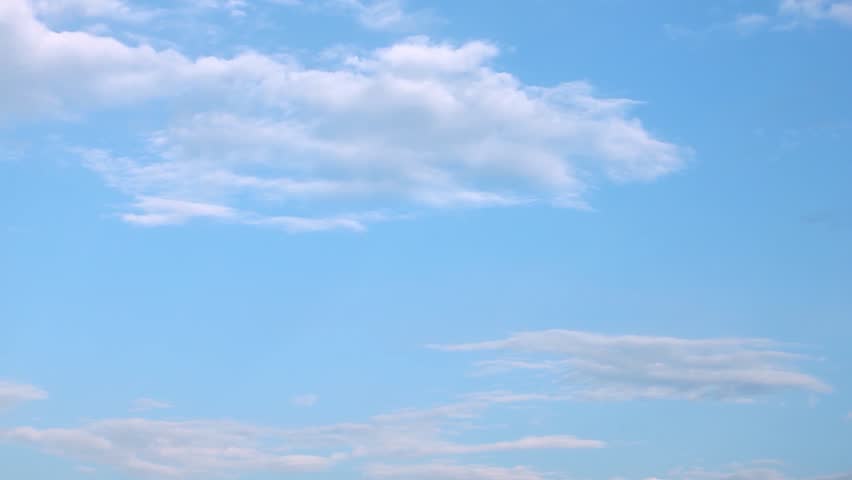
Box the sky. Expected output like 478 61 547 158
1 0 851 479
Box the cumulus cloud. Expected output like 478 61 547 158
431 330 830 401
0 0 685 231
0 381 47 409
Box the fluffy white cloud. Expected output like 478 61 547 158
0 381 47 409
0 0 685 230
431 330 830 401
365 463 548 480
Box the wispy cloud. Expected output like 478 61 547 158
328 0 435 31
431 330 830 402
30 0 159 22
0 381 47 409
291 394 319 407
778 0 852 27
666 1 852 39
365 463 549 480
2 391 603 477
2 420 338 477
130 398 173 412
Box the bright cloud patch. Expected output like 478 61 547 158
432 330 830 401
1 0 685 231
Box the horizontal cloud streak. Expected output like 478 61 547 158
432 330 830 401
0 381 47 409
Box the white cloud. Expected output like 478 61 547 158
731 0 852 32
1 0 685 230
120 196 238 226
0 381 47 409
2 419 339 477
431 330 830 402
733 13 771 33
2 392 602 478
282 391 603 458
292 394 319 407
30 0 156 22
130 398 173 412
673 465 790 480
365 463 548 480
624 461 852 480
330 0 430 31
779 0 852 26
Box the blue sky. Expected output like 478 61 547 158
1 0 851 479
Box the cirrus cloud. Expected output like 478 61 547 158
431 330 830 402
0 381 47 410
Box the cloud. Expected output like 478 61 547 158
729 1 852 33
329 0 433 31
292 394 319 407
281 391 603 458
431 330 830 402
130 398 173 412
2 419 339 477
2 392 602 478
779 0 852 26
365 463 548 480
30 0 157 22
626 461 852 480
672 465 790 480
733 13 771 33
2 0 685 230
0 381 47 409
